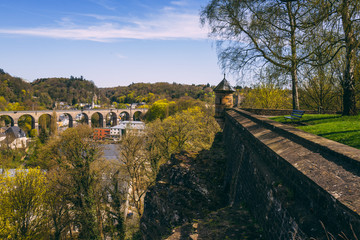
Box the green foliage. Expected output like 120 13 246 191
18 115 33 137
38 128 49 144
241 84 292 109
115 102 129 109
36 125 100 239
29 129 37 138
0 96 7 111
104 82 212 104
50 111 57 136
145 97 214 122
0 147 26 169
0 168 49 239
147 106 220 170
24 138 44 168
271 114 360 149
0 115 12 127
39 114 51 132
0 72 31 103
91 113 101 127
32 77 100 106
145 99 175 121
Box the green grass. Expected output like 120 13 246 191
270 114 360 149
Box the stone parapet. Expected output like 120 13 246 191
224 108 360 239
240 108 340 116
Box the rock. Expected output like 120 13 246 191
140 133 227 240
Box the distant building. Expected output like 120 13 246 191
93 128 110 140
110 121 145 139
0 126 28 149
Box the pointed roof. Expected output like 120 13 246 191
5 126 26 138
214 74 235 93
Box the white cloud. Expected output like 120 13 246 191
116 53 127 59
0 8 207 41
171 1 188 6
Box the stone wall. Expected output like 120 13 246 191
241 108 340 116
223 108 360 239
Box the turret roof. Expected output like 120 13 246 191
214 74 235 92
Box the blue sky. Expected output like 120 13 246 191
0 0 236 87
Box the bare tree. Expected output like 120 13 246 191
118 130 155 217
201 0 322 110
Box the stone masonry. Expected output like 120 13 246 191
224 108 360 239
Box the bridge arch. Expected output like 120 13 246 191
0 115 14 127
18 114 35 136
91 112 104 128
133 111 144 121
106 112 118 127
59 113 73 128
119 111 130 121
38 113 52 133
0 108 148 130
76 113 89 125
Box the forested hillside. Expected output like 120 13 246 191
0 69 215 111
101 82 213 104
0 69 34 110
32 76 101 108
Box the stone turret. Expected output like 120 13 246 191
214 74 234 128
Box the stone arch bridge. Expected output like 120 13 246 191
0 108 148 130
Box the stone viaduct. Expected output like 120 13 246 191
0 108 148 130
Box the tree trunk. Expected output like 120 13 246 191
341 0 357 115
291 66 300 110
288 1 300 110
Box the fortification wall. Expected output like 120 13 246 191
223 108 360 239
240 108 340 116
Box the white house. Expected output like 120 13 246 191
110 121 145 139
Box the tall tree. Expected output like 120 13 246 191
147 107 220 167
338 0 360 115
201 0 320 110
118 130 155 217
0 168 49 240
39 125 101 239
299 0 360 115
50 110 58 136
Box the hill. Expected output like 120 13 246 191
101 82 213 104
32 76 102 108
0 69 33 110
0 69 215 110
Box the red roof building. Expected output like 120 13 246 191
93 128 110 140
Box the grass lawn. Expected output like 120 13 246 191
270 114 360 149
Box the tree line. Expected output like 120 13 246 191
201 0 360 115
